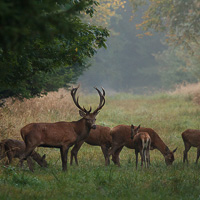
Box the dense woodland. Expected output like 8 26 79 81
79 0 200 92
0 0 199 100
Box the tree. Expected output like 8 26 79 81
79 1 166 92
129 0 200 53
0 0 109 100
154 47 198 89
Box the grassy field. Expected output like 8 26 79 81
0 87 200 200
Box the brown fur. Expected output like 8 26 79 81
0 139 47 171
70 125 111 166
182 129 200 163
109 125 177 166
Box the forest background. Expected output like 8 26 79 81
0 0 199 100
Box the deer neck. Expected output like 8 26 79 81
155 138 170 156
74 118 92 140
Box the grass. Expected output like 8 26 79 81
0 87 200 200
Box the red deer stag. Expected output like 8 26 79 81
109 125 177 166
70 125 111 166
130 125 151 168
0 139 47 171
182 129 200 164
20 85 105 171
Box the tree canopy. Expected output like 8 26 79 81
79 0 199 92
0 0 109 100
130 0 200 53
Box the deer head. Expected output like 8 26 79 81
71 85 105 129
164 147 177 165
130 124 141 139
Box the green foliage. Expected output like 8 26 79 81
129 0 200 53
0 0 109 99
79 2 166 92
154 47 198 89
80 0 199 92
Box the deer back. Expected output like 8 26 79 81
182 129 200 147
85 125 111 146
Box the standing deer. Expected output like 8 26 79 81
0 139 47 171
182 129 200 164
109 125 177 166
130 125 151 169
20 85 105 171
70 125 111 166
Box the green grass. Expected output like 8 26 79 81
1 92 200 200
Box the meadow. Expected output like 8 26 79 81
0 84 200 200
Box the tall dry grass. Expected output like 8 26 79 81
0 89 77 140
170 82 200 104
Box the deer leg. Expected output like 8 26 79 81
140 150 143 168
195 146 200 164
143 149 147 168
5 152 13 166
108 143 122 158
27 157 34 172
112 146 123 167
101 144 110 166
60 146 69 171
19 159 24 168
135 151 138 170
146 150 150 168
183 142 191 164
70 141 84 166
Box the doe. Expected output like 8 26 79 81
182 129 200 164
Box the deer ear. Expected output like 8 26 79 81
131 124 134 129
136 125 141 132
79 110 86 117
173 147 177 153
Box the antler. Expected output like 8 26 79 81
71 85 91 113
93 87 106 114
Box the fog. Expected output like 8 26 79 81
78 1 198 94
78 3 166 94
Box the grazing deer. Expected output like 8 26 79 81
109 125 177 166
0 139 47 171
70 125 111 166
182 129 200 164
20 85 105 171
130 125 151 169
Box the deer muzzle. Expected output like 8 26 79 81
91 125 96 129
131 136 134 140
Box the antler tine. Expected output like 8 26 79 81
101 87 105 97
71 85 90 113
93 87 106 114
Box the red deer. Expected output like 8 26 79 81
0 139 47 171
20 85 105 171
130 125 151 168
182 129 200 163
109 125 177 166
70 125 111 166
